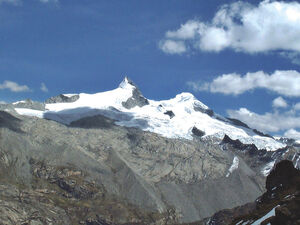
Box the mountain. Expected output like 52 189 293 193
0 77 299 224
14 77 285 150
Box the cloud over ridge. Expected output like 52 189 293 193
187 70 300 97
227 107 300 133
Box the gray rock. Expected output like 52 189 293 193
45 94 80 104
121 77 149 109
164 110 175 119
13 99 46 111
0 110 274 224
193 104 214 117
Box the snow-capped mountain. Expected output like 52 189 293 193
1 77 299 224
14 77 285 151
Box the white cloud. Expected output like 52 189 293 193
0 101 6 104
294 102 300 111
0 0 57 5
280 52 300 65
166 20 202 40
160 1 300 56
187 70 300 97
159 40 187 54
39 0 58 3
0 0 21 5
0 80 31 92
272 96 288 108
40 82 48 92
227 108 300 133
284 129 300 140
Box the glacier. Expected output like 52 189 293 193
14 77 285 151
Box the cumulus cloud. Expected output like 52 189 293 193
284 129 300 140
272 96 288 108
294 102 300 111
227 108 300 133
0 101 6 104
159 40 187 54
187 70 300 97
40 82 48 92
0 80 31 92
160 0 300 56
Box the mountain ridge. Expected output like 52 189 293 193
12 77 285 151
0 79 299 223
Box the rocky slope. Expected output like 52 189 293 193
0 109 264 224
204 160 300 225
0 78 299 224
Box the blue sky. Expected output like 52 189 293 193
1 0 300 139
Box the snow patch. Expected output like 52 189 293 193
262 161 276 176
14 108 44 118
62 94 77 98
296 156 300 168
252 205 279 225
226 156 239 177
12 100 26 105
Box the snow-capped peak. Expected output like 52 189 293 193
174 92 196 102
118 76 136 90
14 77 285 151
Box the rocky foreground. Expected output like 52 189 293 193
204 160 300 225
0 106 299 224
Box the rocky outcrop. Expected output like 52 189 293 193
164 110 175 119
221 134 259 153
0 111 23 133
45 94 80 104
220 134 300 178
121 78 149 109
0 184 71 225
13 99 46 111
193 105 214 117
205 160 300 225
29 158 100 199
192 126 205 137
226 118 250 129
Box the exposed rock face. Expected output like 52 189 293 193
266 160 300 192
45 94 80 104
192 126 205 137
0 184 71 225
121 77 149 109
164 110 175 119
193 104 214 117
226 118 273 139
205 160 300 225
0 110 269 224
226 118 250 129
0 111 23 133
221 134 259 153
220 134 300 177
14 99 46 111
1 107 300 225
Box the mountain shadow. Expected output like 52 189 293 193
0 111 23 133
